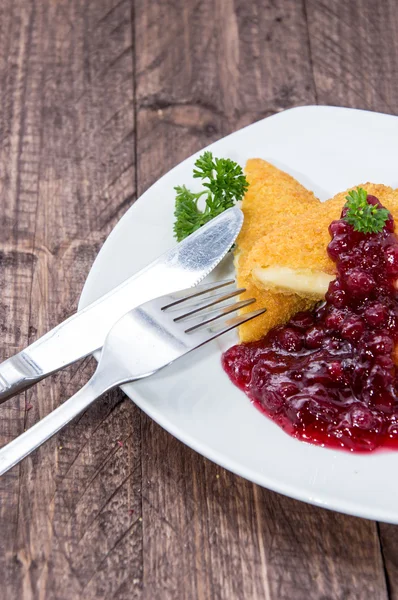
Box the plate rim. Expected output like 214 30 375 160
79 105 398 524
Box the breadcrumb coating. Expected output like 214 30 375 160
247 182 398 361
249 183 397 277
235 159 320 342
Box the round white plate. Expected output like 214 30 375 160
79 105 398 524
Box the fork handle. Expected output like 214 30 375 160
0 376 106 476
0 353 45 403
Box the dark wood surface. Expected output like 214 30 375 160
0 1 397 598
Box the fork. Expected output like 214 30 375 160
0 280 265 476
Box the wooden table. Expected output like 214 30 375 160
1 1 398 598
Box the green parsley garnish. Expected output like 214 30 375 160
343 187 390 234
173 151 248 241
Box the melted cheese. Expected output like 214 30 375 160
252 266 334 299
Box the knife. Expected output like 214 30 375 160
0 207 243 403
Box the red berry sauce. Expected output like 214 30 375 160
223 195 398 452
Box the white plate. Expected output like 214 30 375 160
79 106 398 524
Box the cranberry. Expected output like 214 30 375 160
338 255 356 272
325 279 346 308
291 370 303 381
305 326 326 349
352 363 370 390
276 328 303 352
329 220 350 237
289 312 314 330
367 195 381 207
345 268 375 297
341 317 365 342
373 389 396 411
325 309 345 331
368 363 393 390
385 246 398 276
256 355 288 373
223 344 248 363
366 334 394 356
362 240 382 261
350 406 375 429
327 361 344 381
328 279 342 294
341 207 349 218
363 303 387 326
278 382 300 398
327 237 350 261
322 338 344 352
326 289 347 308
385 214 395 233
222 192 398 453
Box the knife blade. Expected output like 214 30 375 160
0 207 243 402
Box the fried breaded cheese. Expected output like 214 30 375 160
250 183 398 288
247 183 398 344
235 159 320 342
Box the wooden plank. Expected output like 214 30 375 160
140 422 388 600
0 1 142 598
305 0 398 113
378 523 398 600
306 1 398 596
0 2 39 594
135 1 389 598
135 0 317 190
0 0 396 598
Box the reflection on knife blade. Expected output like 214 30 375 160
0 207 243 402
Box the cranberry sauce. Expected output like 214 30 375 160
223 195 398 452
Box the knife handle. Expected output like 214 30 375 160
0 376 101 475
0 353 44 403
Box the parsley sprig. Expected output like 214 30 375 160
173 151 248 241
343 187 390 234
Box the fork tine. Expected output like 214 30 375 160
184 298 257 333
191 307 267 342
216 307 267 331
173 288 246 321
161 279 235 310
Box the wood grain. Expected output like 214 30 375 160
0 0 397 598
306 1 398 596
135 1 390 599
305 0 398 114
0 1 141 598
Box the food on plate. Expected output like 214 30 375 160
224 187 398 452
173 151 248 241
173 152 398 452
249 183 398 307
234 159 320 342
